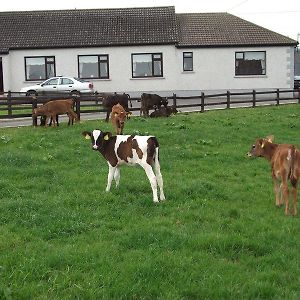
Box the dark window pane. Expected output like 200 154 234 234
132 53 162 78
235 51 266 75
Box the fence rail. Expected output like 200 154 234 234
0 89 299 125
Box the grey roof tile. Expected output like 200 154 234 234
177 13 297 47
0 7 297 51
0 6 178 50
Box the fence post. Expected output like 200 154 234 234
32 96 37 126
226 91 231 109
298 90 300 104
201 92 205 113
252 90 256 108
75 96 81 121
172 93 177 109
7 90 12 117
276 89 280 105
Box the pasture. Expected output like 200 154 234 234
0 104 299 299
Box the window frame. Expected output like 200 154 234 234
24 56 56 81
183 52 193 72
131 53 163 78
235 51 266 76
78 54 109 79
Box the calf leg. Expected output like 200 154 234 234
272 176 281 207
105 110 110 122
44 115 50 127
67 112 73 126
291 178 298 215
114 167 120 187
119 123 124 135
69 110 77 125
153 155 165 201
281 179 290 215
106 164 116 192
51 114 57 126
142 163 159 203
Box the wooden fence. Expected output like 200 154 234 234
0 89 299 126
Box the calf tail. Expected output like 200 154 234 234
290 146 299 185
127 94 132 108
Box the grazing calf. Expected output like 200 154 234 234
247 135 300 215
33 99 77 126
111 103 130 135
82 130 166 203
150 106 178 118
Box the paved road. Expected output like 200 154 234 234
0 98 298 128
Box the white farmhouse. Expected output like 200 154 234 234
0 6 297 96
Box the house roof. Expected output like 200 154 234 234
0 6 297 53
177 13 297 47
0 6 178 51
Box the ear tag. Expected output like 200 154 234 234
104 134 109 141
85 134 91 140
261 142 265 148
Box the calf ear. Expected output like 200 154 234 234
82 131 91 140
266 135 274 143
103 131 112 141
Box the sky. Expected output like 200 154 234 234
1 0 299 42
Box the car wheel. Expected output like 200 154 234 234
70 91 81 97
26 90 37 97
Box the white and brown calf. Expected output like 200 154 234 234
82 130 166 203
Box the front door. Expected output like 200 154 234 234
0 58 3 94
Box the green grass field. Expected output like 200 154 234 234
0 104 300 299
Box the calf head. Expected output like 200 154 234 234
247 135 274 157
82 130 112 150
162 97 168 107
32 107 41 117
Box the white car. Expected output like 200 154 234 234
20 76 94 96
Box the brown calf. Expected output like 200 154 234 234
247 135 300 215
110 103 130 135
33 99 77 127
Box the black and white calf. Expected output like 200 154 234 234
82 130 166 203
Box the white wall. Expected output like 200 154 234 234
3 45 295 95
175 46 294 93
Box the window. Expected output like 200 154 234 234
25 56 55 81
78 55 109 79
43 78 59 86
61 78 74 85
132 53 163 78
235 51 266 76
183 52 193 71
